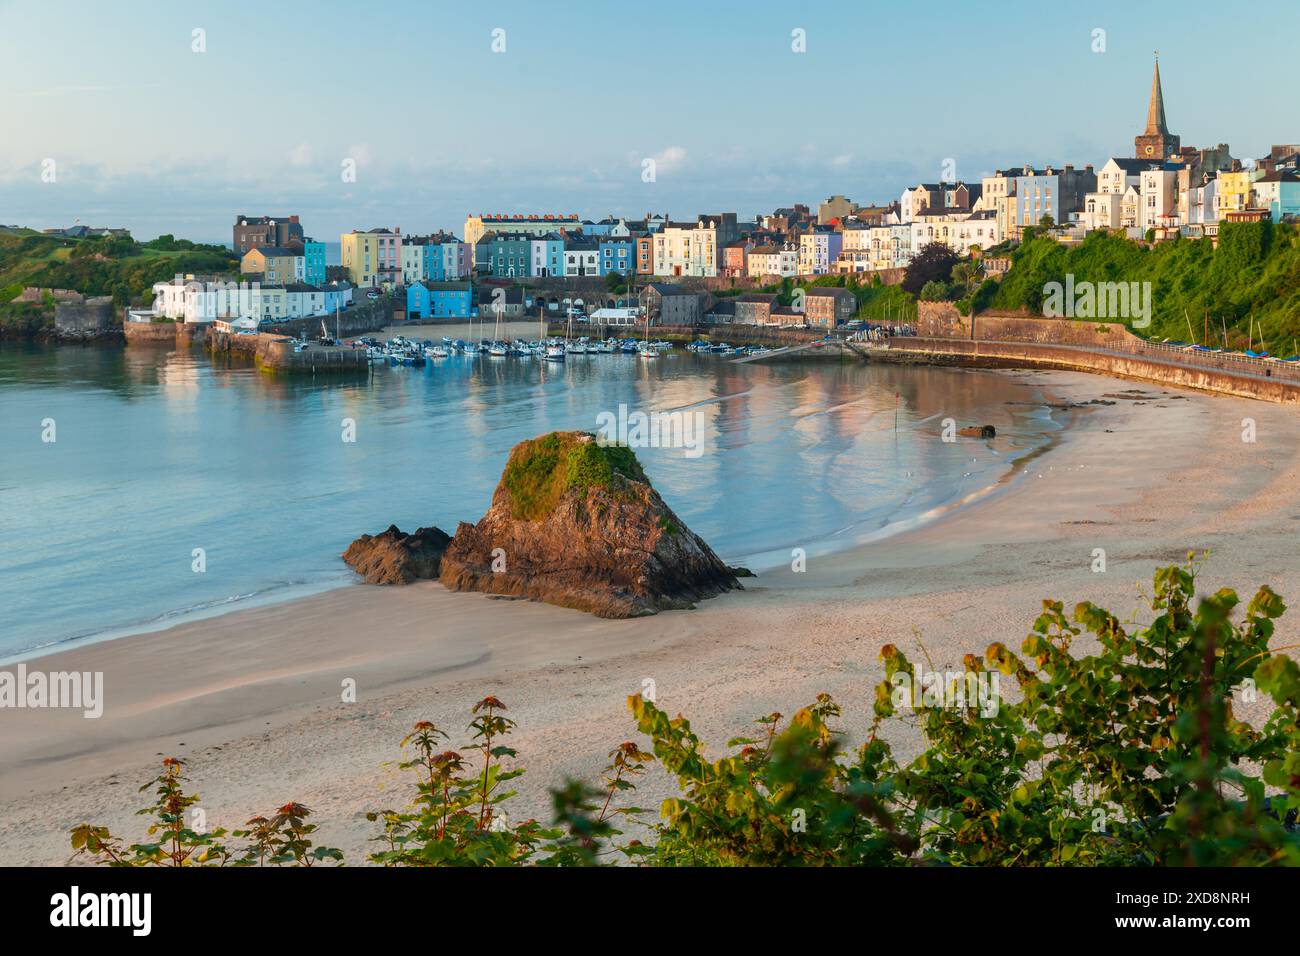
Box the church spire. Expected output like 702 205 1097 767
1135 52 1179 160
1145 53 1169 135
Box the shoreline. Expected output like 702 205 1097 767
2 367 1299 864
1 357 1066 664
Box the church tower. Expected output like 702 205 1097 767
1135 55 1181 160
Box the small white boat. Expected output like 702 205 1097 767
544 343 566 361
638 345 659 359
487 342 509 357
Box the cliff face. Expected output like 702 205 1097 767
437 432 742 617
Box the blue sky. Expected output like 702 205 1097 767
1 0 1294 242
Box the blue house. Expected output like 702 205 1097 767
303 240 327 287
408 281 473 319
322 282 353 314
532 233 565 277
598 237 635 276
424 245 445 281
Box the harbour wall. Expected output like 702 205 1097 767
125 299 392 350
206 329 368 373
877 337 1300 405
545 322 823 348
122 320 200 346
257 299 393 339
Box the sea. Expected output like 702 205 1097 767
0 326 1064 660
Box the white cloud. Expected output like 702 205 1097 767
345 143 373 167
289 143 314 166
650 146 687 173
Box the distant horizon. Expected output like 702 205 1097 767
4 0 1296 242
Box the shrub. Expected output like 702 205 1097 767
70 561 1300 866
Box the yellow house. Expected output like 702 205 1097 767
340 231 377 287
341 228 402 287
241 247 300 285
1215 169 1261 218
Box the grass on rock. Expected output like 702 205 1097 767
501 432 648 521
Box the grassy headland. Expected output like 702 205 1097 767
0 229 237 332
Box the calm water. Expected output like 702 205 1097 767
0 326 1062 659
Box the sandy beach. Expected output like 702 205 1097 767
2 368 1298 866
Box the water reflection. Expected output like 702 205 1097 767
0 334 1058 657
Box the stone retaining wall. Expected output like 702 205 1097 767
882 337 1300 405
54 296 114 333
123 320 184 345
915 301 1144 349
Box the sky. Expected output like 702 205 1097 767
1 0 1295 243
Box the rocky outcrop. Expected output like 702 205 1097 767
957 425 997 438
342 524 452 585
437 431 742 617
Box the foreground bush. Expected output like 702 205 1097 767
71 561 1300 866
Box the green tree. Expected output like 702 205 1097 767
902 242 960 295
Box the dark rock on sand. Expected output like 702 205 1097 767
957 425 996 439
342 524 452 585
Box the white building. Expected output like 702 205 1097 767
214 316 259 334
900 184 943 223
948 210 1000 255
564 244 599 277
150 276 261 323
868 225 912 271
653 220 718 277
841 226 872 252
589 306 641 326
746 244 798 278
1085 157 1171 232
1096 158 1148 195
1082 192 1124 231
402 244 427 284
440 241 462 279
283 284 326 318
1139 168 1180 232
